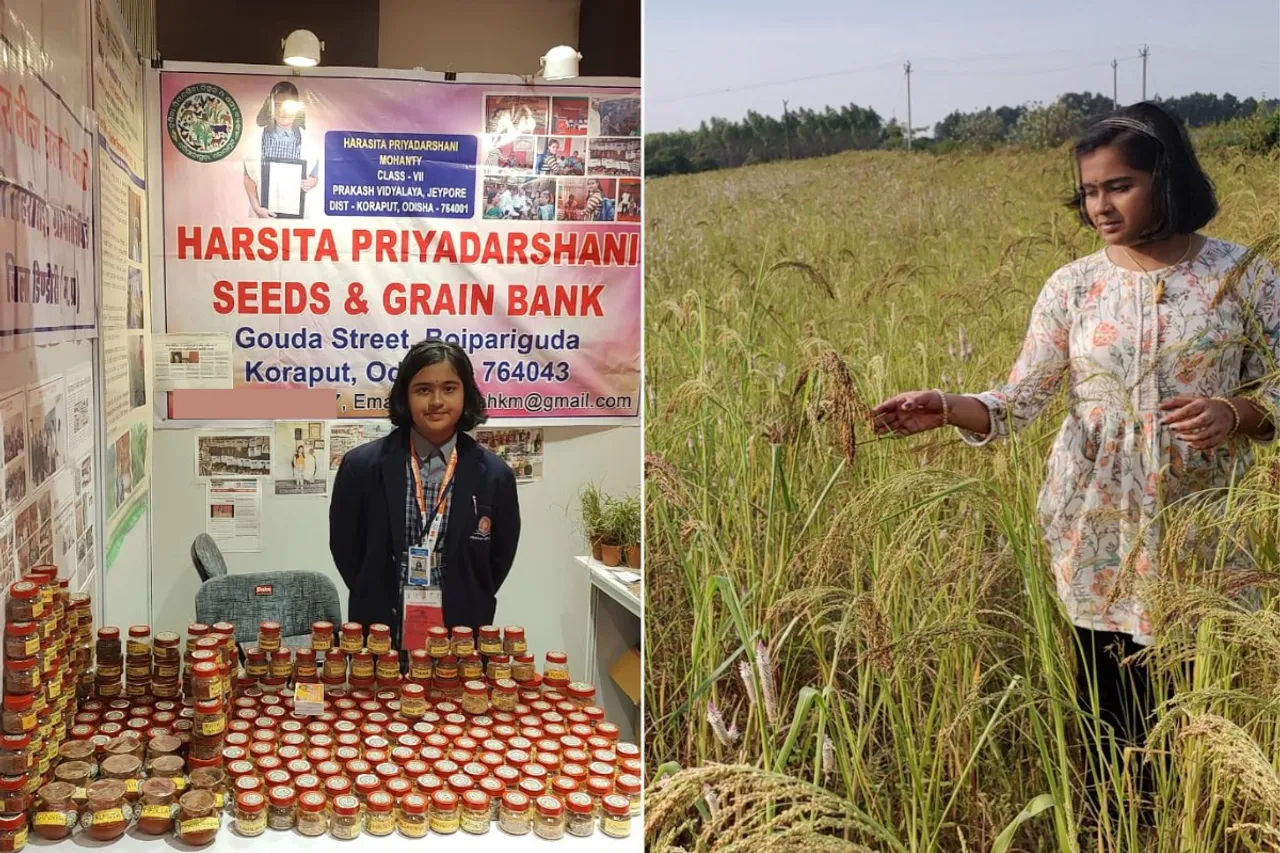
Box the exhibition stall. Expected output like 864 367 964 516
0 0 643 849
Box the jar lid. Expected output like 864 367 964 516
5 620 36 637
366 791 393 812
192 662 218 678
463 680 487 695
431 789 458 809
0 814 26 831
0 776 22 792
140 777 177 799
447 773 473 794
602 793 631 816
495 766 520 784
101 753 142 775
519 778 546 798
545 651 568 664
503 626 525 637
478 777 504 797
9 581 39 601
271 648 291 660
295 774 320 792
399 792 427 814
415 774 442 793
478 625 500 636
0 733 30 749
616 773 641 794
259 621 281 634
553 777 578 795
385 777 412 798
427 626 448 638
298 791 326 812
341 622 362 634
502 790 529 810
267 785 296 807
535 794 563 817
235 776 263 794
5 655 36 671
150 756 185 777
331 794 360 816
451 626 473 637
567 681 595 697
324 776 351 796
128 625 151 638
375 761 399 780
515 652 535 663
237 791 266 811
587 777 613 796
494 678 517 693
489 653 511 663
210 621 234 634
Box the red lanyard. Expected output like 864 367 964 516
410 443 458 537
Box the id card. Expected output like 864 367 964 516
407 546 441 587
401 585 444 651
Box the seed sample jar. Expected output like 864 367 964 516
366 624 391 656
460 681 488 715
136 777 177 835
257 622 281 653
499 790 532 835
340 623 364 655
6 582 43 623
0 813 27 853
376 653 399 683
192 662 222 701
0 775 28 816
4 621 38 661
269 649 293 681
533 794 566 840
267 786 295 830
1 693 35 737
100 754 142 800
83 779 130 843
4 656 39 696
32 782 78 840
365 791 395 836
395 791 428 838
329 794 361 840
235 791 267 837
566 791 595 837
601 792 632 838
449 626 474 659
512 653 536 682
502 626 527 655
459 789 489 835
177 789 221 845
429 789 459 835
0 734 30 777
296 791 327 836
52 759 91 791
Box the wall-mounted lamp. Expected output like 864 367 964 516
539 45 582 81
283 29 323 67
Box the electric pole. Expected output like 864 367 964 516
1140 45 1149 101
1112 58 1118 109
782 99 793 160
904 60 912 151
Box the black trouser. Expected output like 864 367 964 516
1073 626 1156 813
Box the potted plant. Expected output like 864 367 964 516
617 494 641 568
598 497 626 567
579 483 606 561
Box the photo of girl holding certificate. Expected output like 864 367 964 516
329 341 521 648
242 81 321 218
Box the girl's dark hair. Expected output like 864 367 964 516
257 81 307 129
388 340 487 432
1067 101 1217 241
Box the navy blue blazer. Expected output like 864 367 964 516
328 427 520 633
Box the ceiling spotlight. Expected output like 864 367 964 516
540 46 582 81
283 29 323 68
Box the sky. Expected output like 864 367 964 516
644 0 1280 134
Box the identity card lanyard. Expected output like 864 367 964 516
404 445 457 643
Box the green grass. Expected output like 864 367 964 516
643 145 1280 852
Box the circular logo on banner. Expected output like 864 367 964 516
167 83 242 162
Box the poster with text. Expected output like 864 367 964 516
0 2 96 351
159 72 641 423
328 421 395 470
206 478 261 552
0 391 27 516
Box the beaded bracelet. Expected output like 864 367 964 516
933 389 950 427
1211 395 1241 437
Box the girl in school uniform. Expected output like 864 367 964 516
329 341 521 647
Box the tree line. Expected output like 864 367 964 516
645 91 1280 177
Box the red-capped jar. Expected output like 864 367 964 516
365 790 395 836
340 623 363 655
385 776 412 802
257 622 281 654
310 622 334 653
294 774 321 796
367 624 392 656
355 774 382 803
414 774 444 798
296 791 327 836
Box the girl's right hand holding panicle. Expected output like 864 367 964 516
872 390 946 437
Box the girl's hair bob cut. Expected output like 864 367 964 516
387 339 488 432
1066 100 1217 242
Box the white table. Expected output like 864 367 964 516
28 818 642 851
578 556 641 745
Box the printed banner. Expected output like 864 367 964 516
0 22 96 349
159 72 641 422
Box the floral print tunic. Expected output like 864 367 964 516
958 236 1280 644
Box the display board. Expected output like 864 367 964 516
156 71 641 424
0 0 97 350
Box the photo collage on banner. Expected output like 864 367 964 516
159 73 641 424
481 94 641 223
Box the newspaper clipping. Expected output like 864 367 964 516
196 433 272 478
153 334 233 390
206 478 261 552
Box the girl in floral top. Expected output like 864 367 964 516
872 101 1280 809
